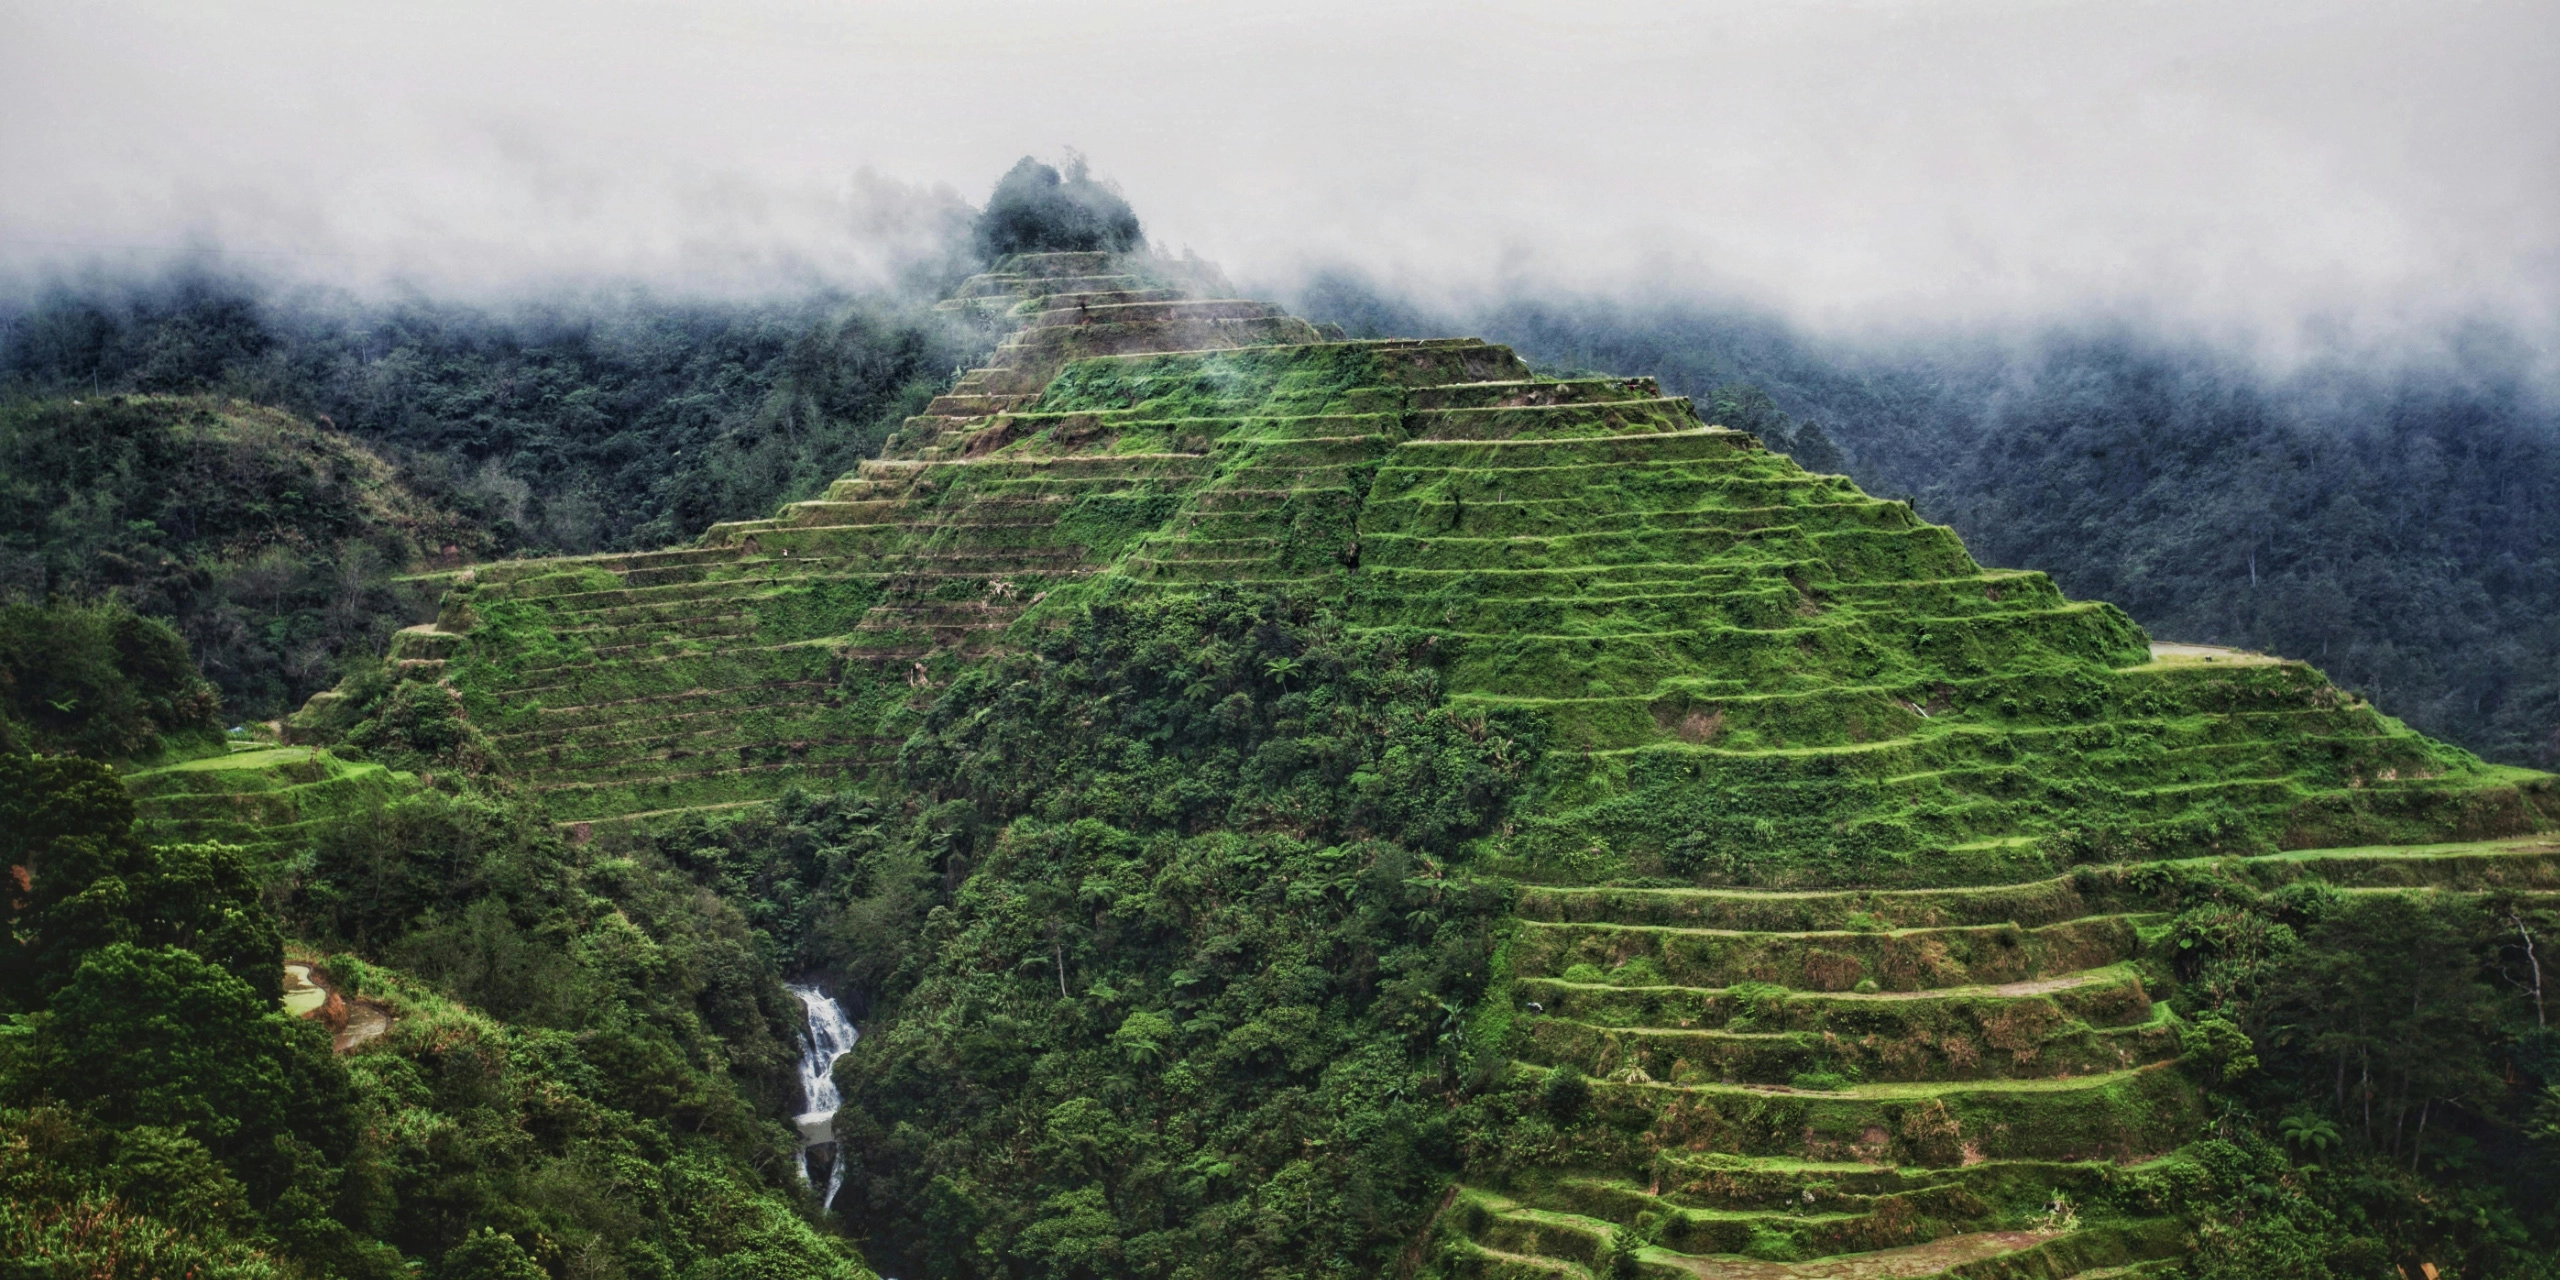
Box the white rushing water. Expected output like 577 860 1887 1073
788 983 858 1209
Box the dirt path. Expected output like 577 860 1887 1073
2145 641 2282 666
1646 1229 2061 1278
1830 970 2121 1001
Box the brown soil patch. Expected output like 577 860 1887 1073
337 1000 394 1052
1645 1229 2061 1278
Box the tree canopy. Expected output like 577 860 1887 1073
808 590 1537 1278
0 753 278 1008
974 156 1145 261
0 598 221 757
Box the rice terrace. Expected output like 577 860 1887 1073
5 4 2558 1279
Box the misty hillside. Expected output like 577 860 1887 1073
12 268 2553 770
0 395 496 719
1294 279 2560 771
2 168 2556 1280
1 276 984 553
11 0 2559 1274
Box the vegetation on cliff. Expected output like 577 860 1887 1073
0 396 485 719
808 590 1532 1277
3 278 984 558
3 711 868 1279
974 156 1146 262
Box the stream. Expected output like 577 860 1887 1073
789 983 858 1210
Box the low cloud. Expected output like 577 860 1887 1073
2 0 2551 352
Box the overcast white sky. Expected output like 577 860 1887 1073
2 0 2553 351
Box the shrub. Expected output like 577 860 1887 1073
0 599 219 759
974 156 1144 260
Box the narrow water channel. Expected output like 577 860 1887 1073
789 983 858 1209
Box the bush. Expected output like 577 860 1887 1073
0 599 219 759
29 942 354 1201
1 753 280 1007
1540 1064 1590 1118
974 156 1144 260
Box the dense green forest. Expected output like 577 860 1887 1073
1293 278 2560 772
1 273 985 554
818 591 1527 1277
1 604 871 1279
0 396 488 720
2173 876 2560 1277
574 590 1532 1276
0 598 220 758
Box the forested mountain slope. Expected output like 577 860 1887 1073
0 396 489 719
2 749 875 1280
2 277 983 554
0 277 983 1280
265 250 2560 1279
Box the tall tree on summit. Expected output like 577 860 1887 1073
974 155 1144 260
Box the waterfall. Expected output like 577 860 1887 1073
788 983 858 1209
793 983 857 1116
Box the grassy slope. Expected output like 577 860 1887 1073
123 740 422 863
286 266 2560 1275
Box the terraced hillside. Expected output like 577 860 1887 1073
297 251 1328 826
1449 834 2560 1277
1005 347 2550 888
124 740 420 859
294 251 2560 1276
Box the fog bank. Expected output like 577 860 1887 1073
3 0 2552 354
